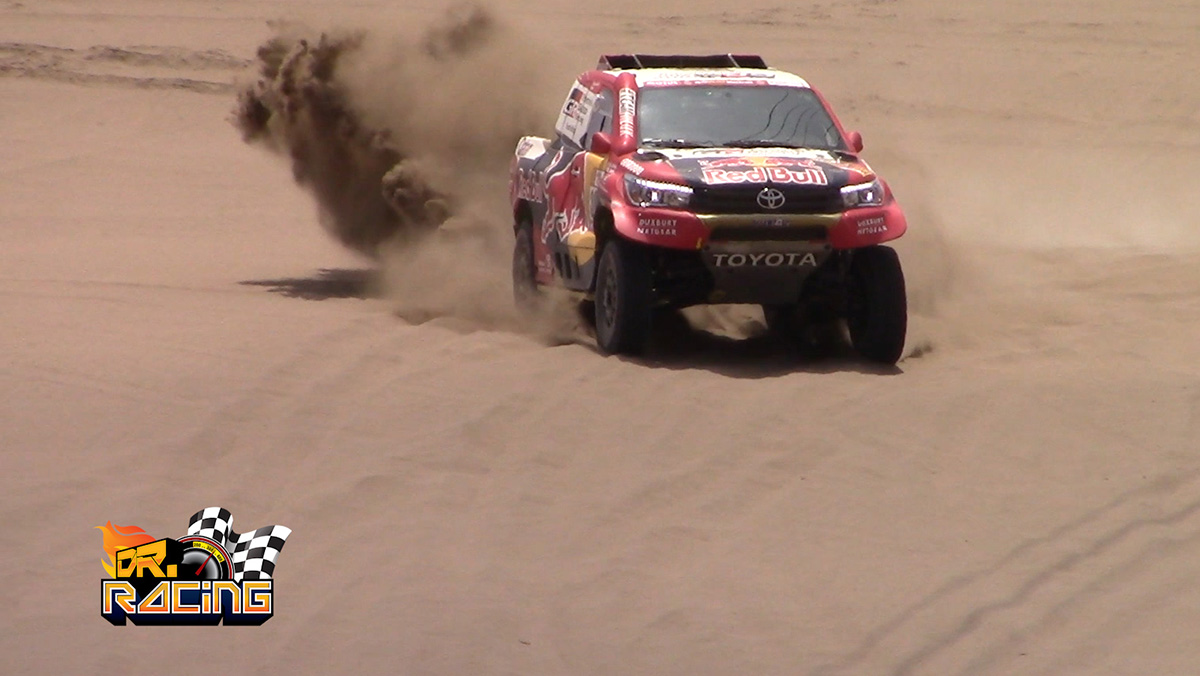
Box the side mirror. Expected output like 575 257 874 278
847 130 864 153
590 132 613 155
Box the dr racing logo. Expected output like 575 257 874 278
97 507 291 626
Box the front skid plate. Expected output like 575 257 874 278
702 241 833 305
536 241 834 306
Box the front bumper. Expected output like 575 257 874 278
609 200 907 305
611 199 907 251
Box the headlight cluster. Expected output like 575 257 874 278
841 179 885 209
624 174 692 209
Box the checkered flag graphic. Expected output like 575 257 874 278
187 507 291 582
187 507 235 549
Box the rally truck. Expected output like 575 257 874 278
509 54 908 363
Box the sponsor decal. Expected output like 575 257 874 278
619 158 644 175
636 216 678 237
565 86 596 119
514 168 544 203
636 70 808 88
712 252 819 268
593 163 612 191
617 88 637 138
554 206 588 241
587 161 612 216
698 156 818 169
704 166 828 186
856 216 887 236
757 187 786 210
539 148 578 241
97 508 290 626
642 78 777 87
753 217 787 227
556 84 599 146
515 136 548 161
660 147 831 160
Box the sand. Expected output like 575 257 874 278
3 1 1199 674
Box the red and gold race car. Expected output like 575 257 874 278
509 54 907 362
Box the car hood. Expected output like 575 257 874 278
628 147 874 190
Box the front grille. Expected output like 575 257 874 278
708 225 828 242
691 184 842 215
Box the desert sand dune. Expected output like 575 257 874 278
2 1 1198 675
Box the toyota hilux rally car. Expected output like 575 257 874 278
509 54 908 362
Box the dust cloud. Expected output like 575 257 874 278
234 6 1200 358
232 4 566 330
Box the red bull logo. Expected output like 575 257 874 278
702 165 828 186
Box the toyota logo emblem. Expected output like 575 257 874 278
757 187 786 210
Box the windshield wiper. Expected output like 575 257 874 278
641 138 705 148
720 140 806 149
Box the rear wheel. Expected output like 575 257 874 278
762 304 804 338
594 238 653 355
763 303 843 354
845 245 907 364
512 217 540 312
578 299 596 328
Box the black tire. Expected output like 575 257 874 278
512 217 541 312
762 304 803 338
577 299 597 328
763 304 842 355
845 245 907 364
593 238 653 355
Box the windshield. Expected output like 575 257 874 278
638 85 846 151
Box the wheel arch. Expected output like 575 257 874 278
514 200 534 231
593 204 617 243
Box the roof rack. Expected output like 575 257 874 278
598 54 768 70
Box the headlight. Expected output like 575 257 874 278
624 174 692 209
841 179 885 208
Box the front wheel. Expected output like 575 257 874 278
593 238 653 355
845 245 907 364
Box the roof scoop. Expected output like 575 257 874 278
598 54 768 70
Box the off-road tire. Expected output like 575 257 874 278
762 304 804 339
845 245 907 364
594 238 653 355
512 218 541 313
